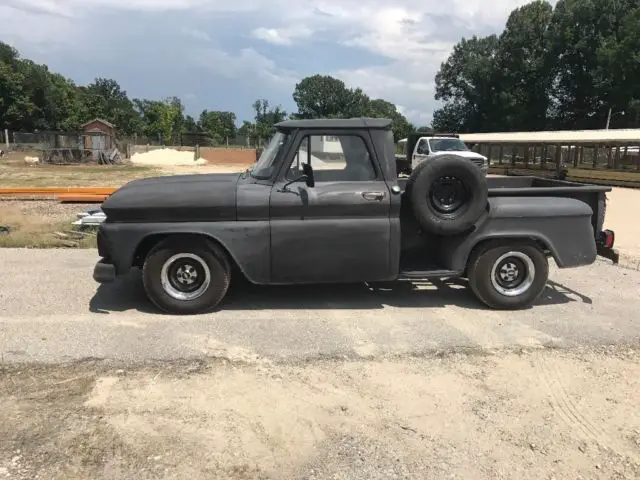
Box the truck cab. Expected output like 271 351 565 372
93 117 615 315
398 133 488 175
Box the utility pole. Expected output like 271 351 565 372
606 108 625 130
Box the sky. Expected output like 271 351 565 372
0 0 538 126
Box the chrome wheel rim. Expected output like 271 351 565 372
160 253 211 301
490 251 535 297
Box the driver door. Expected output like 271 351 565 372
269 131 393 284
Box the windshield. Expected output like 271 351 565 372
251 131 288 179
428 138 469 152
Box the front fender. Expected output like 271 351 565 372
442 196 596 271
98 221 270 283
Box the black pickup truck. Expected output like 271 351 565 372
94 118 616 314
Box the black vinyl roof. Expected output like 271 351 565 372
275 117 392 130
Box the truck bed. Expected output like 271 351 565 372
398 175 610 231
398 175 611 195
397 176 612 278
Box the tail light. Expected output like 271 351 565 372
600 229 615 248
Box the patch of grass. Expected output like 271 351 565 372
0 205 96 248
0 222 97 248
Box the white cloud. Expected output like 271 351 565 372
251 26 314 46
188 47 297 86
0 5 76 49
2 0 75 17
181 28 212 42
1 0 553 124
241 0 543 124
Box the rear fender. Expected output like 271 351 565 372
442 196 596 271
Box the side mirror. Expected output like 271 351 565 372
279 163 315 193
302 162 315 187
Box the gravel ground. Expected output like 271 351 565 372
0 198 95 222
2 247 640 364
1 346 639 480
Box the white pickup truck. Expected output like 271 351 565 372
396 133 488 176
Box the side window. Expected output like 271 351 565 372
416 138 429 155
287 134 377 182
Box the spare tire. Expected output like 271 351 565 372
407 154 488 236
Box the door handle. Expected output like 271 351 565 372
362 191 386 201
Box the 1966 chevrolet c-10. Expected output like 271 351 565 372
93 118 616 314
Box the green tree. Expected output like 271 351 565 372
47 73 84 131
431 0 640 132
367 98 415 141
237 120 256 145
292 74 414 140
0 56 34 130
432 35 501 132
591 2 640 128
252 99 287 144
134 97 184 144
292 74 370 119
80 78 141 135
183 114 199 133
495 0 554 130
538 0 640 128
431 103 469 133
198 110 237 145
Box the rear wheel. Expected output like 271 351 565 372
142 238 231 314
467 240 548 310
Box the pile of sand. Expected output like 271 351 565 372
130 148 207 166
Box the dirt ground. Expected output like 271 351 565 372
198 147 256 166
1 346 639 480
0 157 159 188
604 188 640 264
0 157 247 188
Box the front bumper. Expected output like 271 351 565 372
93 259 116 283
596 229 618 263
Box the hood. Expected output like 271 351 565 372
102 173 241 223
431 150 487 161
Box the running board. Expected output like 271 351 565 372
398 269 463 280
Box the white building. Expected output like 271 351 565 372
309 135 342 154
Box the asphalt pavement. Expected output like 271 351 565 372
1 248 639 365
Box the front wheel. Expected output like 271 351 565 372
142 238 231 314
467 240 549 310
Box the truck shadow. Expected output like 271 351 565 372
89 270 591 314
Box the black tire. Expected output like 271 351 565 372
142 237 231 315
467 240 549 310
407 154 488 236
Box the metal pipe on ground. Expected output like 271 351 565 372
0 187 116 196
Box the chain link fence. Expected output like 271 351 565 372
9 130 122 164
121 133 258 148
